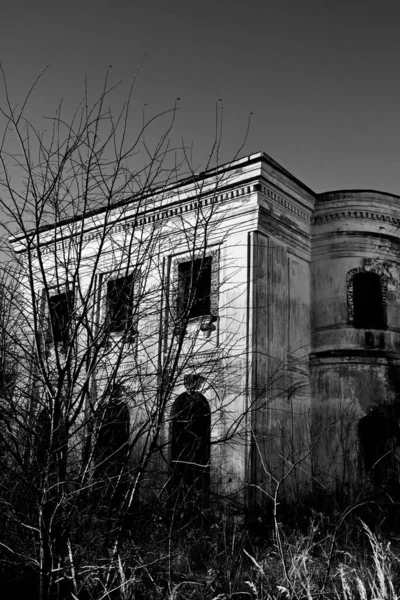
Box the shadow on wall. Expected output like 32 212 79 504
358 411 400 489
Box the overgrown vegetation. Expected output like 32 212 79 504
4 494 400 599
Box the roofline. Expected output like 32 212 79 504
318 189 400 202
258 152 315 196
11 151 400 245
10 151 316 243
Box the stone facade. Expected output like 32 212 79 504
15 152 400 504
311 191 400 496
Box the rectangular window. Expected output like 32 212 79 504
178 257 212 319
48 290 74 345
106 274 135 333
352 272 385 329
0 364 16 397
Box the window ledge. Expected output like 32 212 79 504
176 315 218 338
104 331 137 347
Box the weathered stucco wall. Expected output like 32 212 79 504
250 172 313 501
311 191 400 494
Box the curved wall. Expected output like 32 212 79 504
310 191 400 492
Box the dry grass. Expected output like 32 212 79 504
4 503 400 599
67 508 400 600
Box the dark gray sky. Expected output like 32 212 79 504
2 0 400 194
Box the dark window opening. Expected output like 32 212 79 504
353 272 385 329
48 291 74 345
94 398 130 481
106 274 135 333
178 257 212 319
170 392 211 508
0 365 16 397
359 415 400 487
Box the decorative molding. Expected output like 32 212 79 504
118 361 135 372
312 211 400 226
257 184 310 223
363 258 394 280
183 374 206 392
39 184 256 255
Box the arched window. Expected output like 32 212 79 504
353 272 385 329
94 394 130 484
170 392 211 507
358 414 400 487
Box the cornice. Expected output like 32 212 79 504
317 189 400 203
37 183 258 256
257 184 311 223
310 349 400 362
312 210 400 226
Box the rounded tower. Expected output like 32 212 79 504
311 191 400 494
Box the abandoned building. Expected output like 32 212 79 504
12 151 400 505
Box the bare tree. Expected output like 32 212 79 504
0 68 258 599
